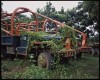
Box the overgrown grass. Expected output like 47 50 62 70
1 54 99 79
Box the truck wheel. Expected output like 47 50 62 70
38 52 53 70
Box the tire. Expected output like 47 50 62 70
38 52 53 70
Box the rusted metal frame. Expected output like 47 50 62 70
28 21 37 31
14 17 21 36
1 21 8 30
42 19 48 31
1 28 13 36
9 7 63 35
28 21 44 30
1 21 9 36
2 15 20 36
34 14 64 31
2 7 88 51
28 8 88 51
35 12 64 27
43 19 59 32
20 27 29 31
33 13 75 49
31 11 90 53
2 15 20 28
71 28 87 47
1 10 28 18
7 23 29 26
25 8 39 32
11 7 39 35
2 9 64 28
37 14 86 47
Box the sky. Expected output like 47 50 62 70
2 1 82 17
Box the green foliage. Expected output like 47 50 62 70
42 41 59 52
59 25 78 49
16 14 31 23
35 1 99 39
82 1 99 33
83 1 99 20
21 24 78 53
21 31 50 51
21 31 49 42
21 31 61 53
1 55 99 79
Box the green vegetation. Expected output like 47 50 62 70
1 55 99 79
1 1 99 42
21 25 77 53
1 1 99 79
36 1 99 40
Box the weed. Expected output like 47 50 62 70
1 55 99 79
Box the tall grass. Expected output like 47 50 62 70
1 55 99 79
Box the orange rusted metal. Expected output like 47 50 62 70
1 7 91 55
65 38 71 49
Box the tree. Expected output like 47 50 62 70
36 2 58 20
16 14 31 23
60 6 64 14
35 1 99 40
82 1 99 33
43 1 52 17
65 1 99 39
36 8 43 14
52 6 56 12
